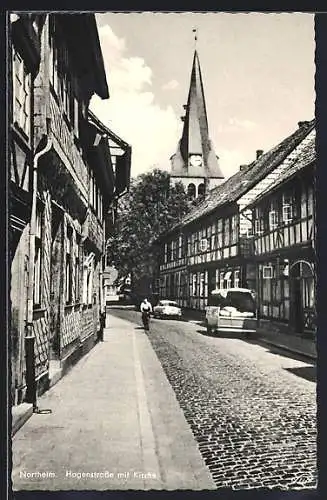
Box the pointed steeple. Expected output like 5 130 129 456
171 47 224 194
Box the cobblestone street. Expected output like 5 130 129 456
110 307 317 491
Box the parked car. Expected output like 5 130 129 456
153 300 182 320
205 288 258 336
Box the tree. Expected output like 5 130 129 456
106 169 190 289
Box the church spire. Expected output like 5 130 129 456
170 36 224 197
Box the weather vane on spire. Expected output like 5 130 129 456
192 27 198 48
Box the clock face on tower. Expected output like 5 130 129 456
189 154 203 167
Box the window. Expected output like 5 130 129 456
217 219 223 248
211 232 216 251
187 183 196 199
167 242 171 262
75 237 81 302
301 187 307 219
191 233 197 255
88 263 94 305
12 49 31 137
200 273 205 297
33 207 43 306
307 187 313 216
50 28 78 129
82 252 95 305
164 243 168 263
187 235 191 256
49 25 59 95
219 271 224 290
198 183 205 197
282 192 294 223
269 210 278 230
303 277 315 309
263 266 273 279
74 97 79 137
224 218 231 246
215 269 219 289
65 227 73 304
98 191 103 220
192 274 197 295
93 178 97 212
178 235 183 259
246 226 253 237
254 218 263 236
231 215 238 244
89 171 103 218
224 270 232 289
199 238 208 252
171 240 176 261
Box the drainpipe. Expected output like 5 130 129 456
25 135 52 412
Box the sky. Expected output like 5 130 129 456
90 12 315 181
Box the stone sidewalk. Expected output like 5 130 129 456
11 314 215 491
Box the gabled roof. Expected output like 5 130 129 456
244 134 316 208
58 14 109 100
162 119 315 238
171 50 224 179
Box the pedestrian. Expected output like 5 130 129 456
140 298 152 330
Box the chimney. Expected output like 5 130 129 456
256 149 264 160
240 164 247 171
298 121 310 129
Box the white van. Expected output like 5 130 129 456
205 288 258 336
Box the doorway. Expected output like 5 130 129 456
290 260 314 334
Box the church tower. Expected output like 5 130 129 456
170 45 224 198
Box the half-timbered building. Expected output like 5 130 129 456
243 128 316 337
9 13 45 405
156 120 315 314
9 13 131 407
